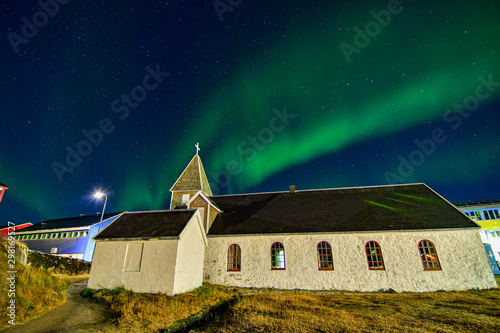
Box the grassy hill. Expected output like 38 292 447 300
0 237 68 329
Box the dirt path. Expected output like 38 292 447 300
2 279 127 333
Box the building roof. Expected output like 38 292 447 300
19 213 122 232
94 209 197 240
454 200 500 208
208 184 478 235
170 154 213 196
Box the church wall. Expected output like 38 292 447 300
88 239 178 295
174 213 206 294
204 230 496 292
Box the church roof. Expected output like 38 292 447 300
170 155 212 196
208 184 479 235
94 209 197 240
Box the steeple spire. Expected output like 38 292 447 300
169 144 213 209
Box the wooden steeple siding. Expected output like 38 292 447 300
169 148 219 232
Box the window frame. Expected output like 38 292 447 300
365 241 385 270
317 241 334 270
418 239 441 271
227 244 241 272
271 242 285 270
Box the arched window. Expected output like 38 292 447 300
271 242 285 270
227 244 241 271
365 241 385 270
418 240 441 270
317 241 334 270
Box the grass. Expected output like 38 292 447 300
0 237 68 329
196 288 500 332
81 280 500 333
81 284 239 332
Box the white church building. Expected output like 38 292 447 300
88 151 497 295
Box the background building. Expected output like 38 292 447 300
14 213 121 261
455 200 500 274
0 182 8 204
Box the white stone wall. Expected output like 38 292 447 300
204 230 497 292
88 239 178 295
173 213 206 294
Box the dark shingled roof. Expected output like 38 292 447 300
94 210 197 240
0 182 8 187
208 184 478 235
19 213 121 232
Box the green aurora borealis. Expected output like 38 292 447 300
1 1 499 223
125 2 500 209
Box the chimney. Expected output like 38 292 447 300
289 185 296 194
80 214 85 218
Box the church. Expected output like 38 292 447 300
88 149 497 295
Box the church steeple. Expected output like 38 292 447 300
169 144 212 209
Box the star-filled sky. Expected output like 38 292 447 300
1 0 499 225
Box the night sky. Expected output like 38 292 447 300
1 0 499 225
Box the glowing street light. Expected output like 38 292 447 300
94 191 108 233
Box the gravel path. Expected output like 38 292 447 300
2 279 127 333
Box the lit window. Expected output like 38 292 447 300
494 210 500 219
483 211 491 220
271 242 285 270
365 241 385 270
468 211 481 220
418 240 441 270
181 194 190 204
317 241 334 270
227 244 241 271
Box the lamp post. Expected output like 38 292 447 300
94 191 107 233
91 191 108 262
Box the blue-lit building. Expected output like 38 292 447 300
14 212 122 261
455 200 500 274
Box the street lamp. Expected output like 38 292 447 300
94 191 108 233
